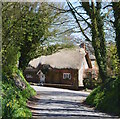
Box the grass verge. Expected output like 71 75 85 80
2 70 36 118
85 77 120 116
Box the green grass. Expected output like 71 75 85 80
2 70 36 118
85 78 120 116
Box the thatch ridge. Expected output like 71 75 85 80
29 48 86 69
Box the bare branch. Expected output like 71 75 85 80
103 4 112 9
103 8 113 19
51 17 89 26
55 26 77 36
73 26 89 33
48 3 83 13
68 2 91 28
48 4 70 12
66 1 91 42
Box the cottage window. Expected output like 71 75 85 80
63 73 71 80
26 74 33 78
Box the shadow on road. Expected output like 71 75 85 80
27 86 119 119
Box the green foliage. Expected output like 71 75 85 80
1 3 66 118
107 43 119 76
85 21 120 116
2 70 36 118
86 78 120 115
83 78 100 89
2 2 60 71
2 44 20 77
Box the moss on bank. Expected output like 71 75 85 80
2 70 36 118
85 78 120 116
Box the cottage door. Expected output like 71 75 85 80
40 72 45 84
37 70 45 85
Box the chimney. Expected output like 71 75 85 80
80 43 92 68
79 43 86 50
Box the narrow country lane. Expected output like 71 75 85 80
27 86 118 119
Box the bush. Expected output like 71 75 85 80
85 77 120 116
83 78 99 89
2 70 36 118
83 68 100 89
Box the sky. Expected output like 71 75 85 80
53 1 115 43
35 1 115 45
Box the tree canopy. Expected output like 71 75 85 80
2 2 60 72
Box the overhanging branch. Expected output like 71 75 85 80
66 1 91 42
68 2 91 28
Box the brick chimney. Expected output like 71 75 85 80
80 43 92 68
79 43 86 50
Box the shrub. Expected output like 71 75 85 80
86 77 120 116
83 78 99 89
2 70 36 118
83 68 100 89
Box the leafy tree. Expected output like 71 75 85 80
2 2 59 72
2 2 61 118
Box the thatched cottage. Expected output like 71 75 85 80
24 44 98 89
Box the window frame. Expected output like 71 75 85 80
26 74 33 78
63 73 71 80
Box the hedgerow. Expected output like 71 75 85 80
2 70 36 118
85 77 120 116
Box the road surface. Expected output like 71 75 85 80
27 86 118 119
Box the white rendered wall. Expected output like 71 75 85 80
78 68 84 86
78 57 88 86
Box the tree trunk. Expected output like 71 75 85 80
67 1 108 82
96 2 107 81
18 35 32 71
112 2 120 61
82 2 107 82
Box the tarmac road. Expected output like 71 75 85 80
27 85 119 119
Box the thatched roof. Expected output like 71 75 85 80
29 48 86 69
